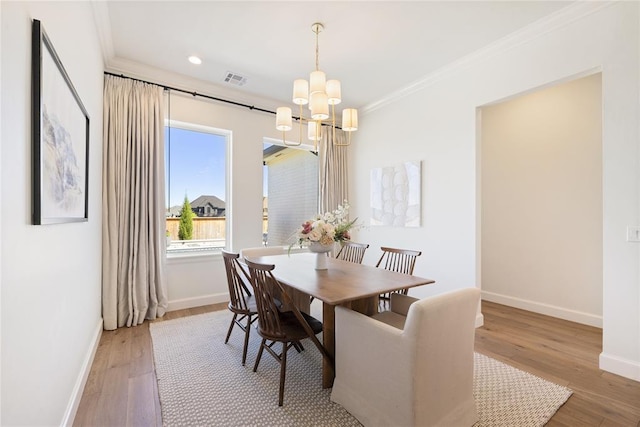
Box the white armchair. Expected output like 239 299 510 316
330 288 481 427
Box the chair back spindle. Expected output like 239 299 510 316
336 242 369 264
376 247 422 302
376 246 421 275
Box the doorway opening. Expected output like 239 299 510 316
477 72 603 328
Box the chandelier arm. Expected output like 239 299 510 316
332 104 336 143
299 104 303 145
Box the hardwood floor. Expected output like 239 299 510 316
73 301 640 426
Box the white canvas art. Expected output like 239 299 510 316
370 161 421 227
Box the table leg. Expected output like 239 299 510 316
281 285 311 314
322 302 335 388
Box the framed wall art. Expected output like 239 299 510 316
32 19 90 225
370 160 421 227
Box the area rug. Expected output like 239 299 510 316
149 310 572 426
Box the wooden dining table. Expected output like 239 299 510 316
251 252 435 388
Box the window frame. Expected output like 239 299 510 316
165 119 231 258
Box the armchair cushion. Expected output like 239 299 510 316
371 293 419 329
390 293 419 316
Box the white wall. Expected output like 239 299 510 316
1 2 104 425
351 2 639 381
481 73 602 327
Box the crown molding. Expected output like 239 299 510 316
361 0 617 115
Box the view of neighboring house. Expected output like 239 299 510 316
166 195 226 218
189 195 226 217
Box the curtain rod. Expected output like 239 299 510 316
104 71 277 116
103 71 341 128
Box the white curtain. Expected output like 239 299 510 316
319 128 349 213
102 75 168 330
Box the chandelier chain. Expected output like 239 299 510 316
314 23 321 71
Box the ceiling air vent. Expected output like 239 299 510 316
223 72 248 87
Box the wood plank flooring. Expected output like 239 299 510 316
73 301 640 426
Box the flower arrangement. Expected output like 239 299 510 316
290 201 359 250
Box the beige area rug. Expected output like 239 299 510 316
149 310 572 426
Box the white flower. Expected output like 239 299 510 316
307 228 322 241
290 200 358 251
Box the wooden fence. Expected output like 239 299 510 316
166 217 269 240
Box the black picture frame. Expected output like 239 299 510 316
32 19 90 225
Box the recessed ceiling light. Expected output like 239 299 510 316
188 56 202 65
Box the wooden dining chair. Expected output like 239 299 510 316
335 241 369 264
376 246 422 304
245 259 331 406
221 250 258 366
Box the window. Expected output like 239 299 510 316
262 141 318 247
165 121 228 254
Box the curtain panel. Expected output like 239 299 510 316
319 129 349 213
102 75 168 330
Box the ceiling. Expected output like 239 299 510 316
96 1 573 112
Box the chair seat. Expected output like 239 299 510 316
260 311 323 342
228 294 258 314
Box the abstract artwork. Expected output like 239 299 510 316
32 19 89 224
370 161 421 227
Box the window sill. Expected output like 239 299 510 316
166 250 221 264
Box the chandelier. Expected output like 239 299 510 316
275 23 358 149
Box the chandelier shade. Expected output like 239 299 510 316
309 70 327 95
275 22 358 147
342 108 358 131
293 80 309 105
326 80 342 105
310 92 329 120
308 120 322 141
276 107 293 131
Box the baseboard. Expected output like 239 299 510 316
475 312 485 328
168 292 229 312
62 318 103 426
481 291 602 328
599 352 640 382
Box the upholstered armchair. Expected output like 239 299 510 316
330 288 481 427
